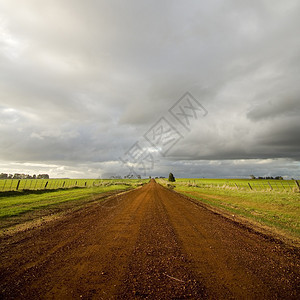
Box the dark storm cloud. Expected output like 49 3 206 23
0 0 299 178
153 158 300 180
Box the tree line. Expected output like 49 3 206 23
250 175 284 180
0 173 50 179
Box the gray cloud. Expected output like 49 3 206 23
0 0 299 178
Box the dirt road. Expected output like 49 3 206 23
1 180 299 299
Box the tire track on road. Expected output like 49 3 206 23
158 183 300 299
119 181 207 298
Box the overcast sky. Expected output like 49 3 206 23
0 0 299 179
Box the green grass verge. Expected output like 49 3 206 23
174 185 300 238
0 184 134 231
157 178 300 239
0 178 149 192
175 178 299 192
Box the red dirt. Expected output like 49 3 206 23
0 180 299 299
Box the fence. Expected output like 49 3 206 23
177 179 300 192
0 179 103 192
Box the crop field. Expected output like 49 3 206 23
158 178 300 239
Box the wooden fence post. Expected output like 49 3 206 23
248 182 252 190
9 180 13 191
16 180 21 190
268 181 273 190
295 180 300 192
2 180 7 191
44 181 48 189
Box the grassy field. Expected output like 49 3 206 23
174 178 300 192
0 178 147 192
158 178 300 240
0 179 147 232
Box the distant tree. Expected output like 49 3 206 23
250 175 255 179
37 174 50 179
168 173 175 182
